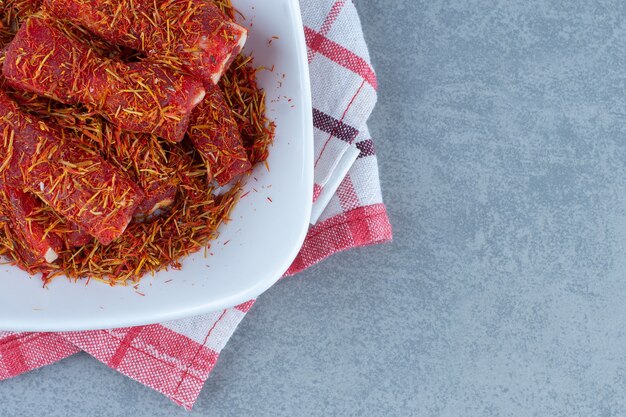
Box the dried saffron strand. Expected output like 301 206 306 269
103 128 183 218
62 222 92 247
0 54 274 283
64 55 273 283
30 195 93 248
36 55 273 283
0 0 41 45
2 84 188 218
212 0 237 19
3 15 206 142
89 125 188 218
55 119 181 221
27 150 239 284
39 107 186 217
44 0 247 84
0 209 50 271
0 76 94 252
0 5 124 58
93 60 205 142
0 185 61 264
220 54 276 165
0 0 42 27
189 81 251 186
0 0 277 283
0 89 146 245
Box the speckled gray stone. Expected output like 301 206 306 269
4 0 626 416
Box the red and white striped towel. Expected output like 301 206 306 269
0 0 391 410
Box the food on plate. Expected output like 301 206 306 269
0 0 276 284
0 185 62 263
0 89 146 245
0 0 42 44
43 0 247 84
189 81 251 186
3 15 206 142
54 112 188 218
220 54 274 166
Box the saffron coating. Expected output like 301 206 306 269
44 0 248 84
0 89 146 245
3 15 206 142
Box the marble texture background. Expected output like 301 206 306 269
4 0 626 415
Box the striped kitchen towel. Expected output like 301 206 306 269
0 0 391 410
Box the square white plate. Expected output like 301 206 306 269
0 0 313 331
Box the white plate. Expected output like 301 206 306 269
0 0 313 331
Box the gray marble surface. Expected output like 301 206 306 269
5 0 626 416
